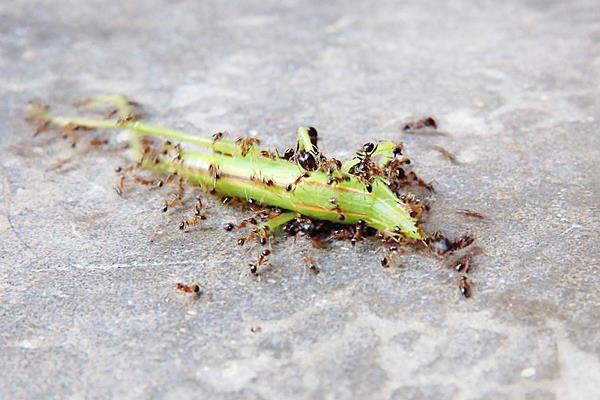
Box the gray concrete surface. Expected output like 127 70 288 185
1 0 600 399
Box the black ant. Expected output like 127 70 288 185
297 151 318 171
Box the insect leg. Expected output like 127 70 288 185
26 103 241 155
74 94 138 117
259 211 298 232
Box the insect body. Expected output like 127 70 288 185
27 98 428 241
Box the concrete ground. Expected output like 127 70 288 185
1 0 599 398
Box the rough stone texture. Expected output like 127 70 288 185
1 0 599 399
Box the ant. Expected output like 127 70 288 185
162 177 186 212
433 146 460 165
133 176 160 186
175 282 202 300
61 122 90 147
350 219 368 246
249 249 271 275
381 246 402 267
259 150 278 159
90 137 109 146
289 172 310 191
262 178 274 187
179 196 206 230
320 158 343 176
114 176 125 196
116 111 141 126
208 163 221 186
453 254 472 273
457 209 485 219
303 255 320 274
458 276 472 298
236 137 260 156
349 142 383 191
329 203 345 221
175 282 201 294
403 117 437 131
427 232 475 256
212 131 224 143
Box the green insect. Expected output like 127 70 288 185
27 95 431 243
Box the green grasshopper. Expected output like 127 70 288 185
27 95 431 245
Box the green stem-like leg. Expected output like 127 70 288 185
259 211 298 232
27 104 240 155
76 94 137 117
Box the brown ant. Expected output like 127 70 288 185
320 158 342 175
179 214 207 230
381 246 403 267
329 203 345 221
236 137 260 156
249 249 271 275
303 255 320 274
116 111 141 125
427 232 475 256
208 163 221 186
259 150 277 159
133 176 159 186
179 196 206 230
172 143 183 162
162 177 186 212
403 117 437 131
154 173 176 189
175 282 201 294
457 209 485 219
61 122 92 147
458 276 472 298
212 131 224 142
114 176 125 196
350 219 368 246
90 138 109 146
175 282 201 300
262 178 274 187
433 146 460 165
453 254 472 273
289 172 310 191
